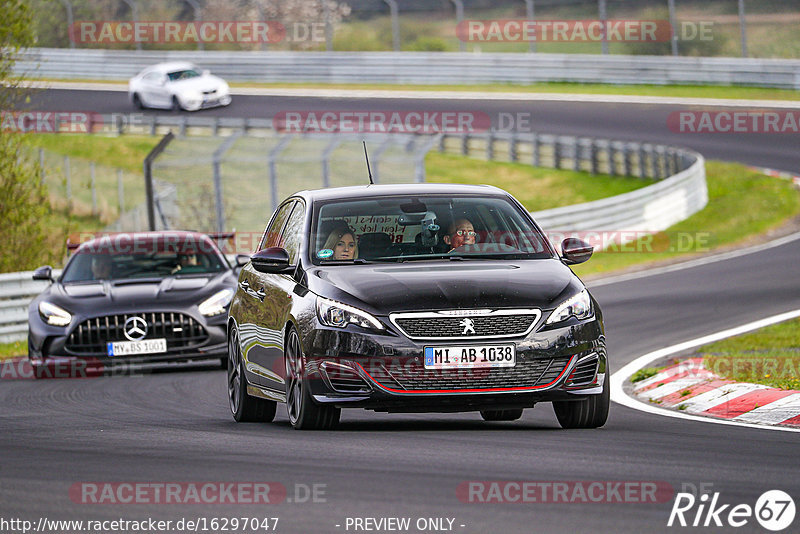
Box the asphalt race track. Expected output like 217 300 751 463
2 89 799 533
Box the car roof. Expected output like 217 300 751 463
141 62 197 74
292 183 509 204
74 231 219 254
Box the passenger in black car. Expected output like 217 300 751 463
322 228 359 260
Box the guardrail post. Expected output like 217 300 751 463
590 139 598 175
531 133 540 167
90 161 97 215
179 117 187 137
572 138 580 172
553 138 561 169
486 132 495 160
117 169 125 216
439 134 447 153
116 114 124 135
212 118 219 136
149 116 157 136
322 0 333 51
638 144 647 179
623 143 632 176
672 149 681 173
461 134 469 156
648 145 657 178
184 0 204 51
607 141 617 176
509 133 518 162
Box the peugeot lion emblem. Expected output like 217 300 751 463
124 316 148 341
460 318 476 335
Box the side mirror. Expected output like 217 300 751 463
235 254 250 267
561 238 593 265
33 265 53 281
251 247 291 274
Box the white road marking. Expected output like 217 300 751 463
610 308 800 433
676 383 767 413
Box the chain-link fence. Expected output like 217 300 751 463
30 0 800 58
149 132 434 234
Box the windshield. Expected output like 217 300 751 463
312 195 553 264
167 69 201 81
62 250 227 283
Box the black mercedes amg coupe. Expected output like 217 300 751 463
28 231 239 376
227 184 608 430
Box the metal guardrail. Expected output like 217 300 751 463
439 132 707 243
0 271 61 344
15 48 800 89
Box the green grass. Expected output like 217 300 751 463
0 341 26 360
631 367 660 383
697 318 800 390
426 152 653 211
572 161 800 277
24 134 159 173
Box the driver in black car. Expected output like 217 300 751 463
442 218 477 252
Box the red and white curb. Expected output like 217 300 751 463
632 357 800 428
610 308 800 433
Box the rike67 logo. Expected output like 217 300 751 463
668 489 795 531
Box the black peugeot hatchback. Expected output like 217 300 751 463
227 183 607 430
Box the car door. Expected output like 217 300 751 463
238 200 296 389
248 200 307 394
140 72 167 108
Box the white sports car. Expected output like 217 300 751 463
128 62 232 111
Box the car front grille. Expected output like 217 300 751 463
565 353 599 386
65 312 208 357
362 354 576 392
390 309 541 340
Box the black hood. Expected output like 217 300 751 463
306 259 581 314
38 272 236 315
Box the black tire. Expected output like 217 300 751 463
228 325 276 423
553 368 610 429
219 356 227 370
284 328 340 430
480 408 524 421
170 95 182 113
132 93 144 110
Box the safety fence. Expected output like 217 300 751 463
15 48 800 88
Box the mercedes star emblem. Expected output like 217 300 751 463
124 316 148 341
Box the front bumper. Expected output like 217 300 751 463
28 310 228 368
297 317 606 413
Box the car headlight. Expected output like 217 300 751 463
39 301 72 326
199 289 234 316
546 289 592 325
316 296 384 331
